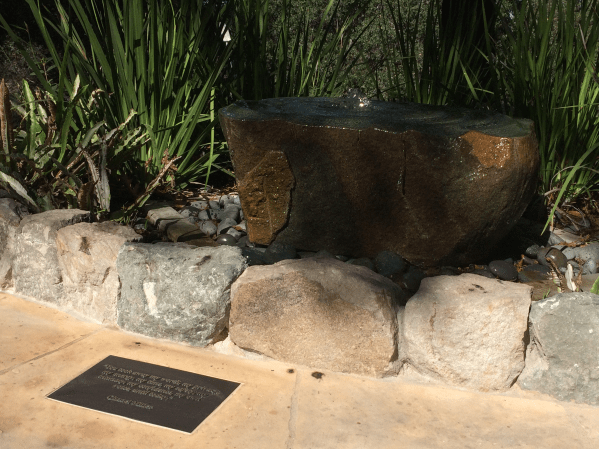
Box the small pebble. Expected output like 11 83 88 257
179 207 199 218
525 244 541 258
226 227 244 240
536 247 551 266
545 248 567 270
236 235 249 248
263 242 297 264
347 257 375 271
472 269 495 279
217 217 237 235
198 220 217 237
402 266 427 291
189 200 209 210
518 268 552 283
547 232 565 245
217 234 237 246
488 260 518 281
374 250 406 278
197 210 210 221
563 243 599 274
221 204 241 221
234 221 247 232
219 194 236 208
314 249 335 259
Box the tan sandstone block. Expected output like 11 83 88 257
56 221 141 324
229 257 402 377
402 273 532 391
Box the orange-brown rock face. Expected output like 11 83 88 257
219 98 539 268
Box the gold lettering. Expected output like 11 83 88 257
107 395 153 409
132 389 149 396
98 375 126 384
148 392 166 400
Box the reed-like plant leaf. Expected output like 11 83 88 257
2 0 235 192
0 168 40 212
224 0 370 101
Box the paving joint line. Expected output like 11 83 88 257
0 328 103 376
285 368 301 449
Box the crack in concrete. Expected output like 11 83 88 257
285 369 301 449
0 329 102 376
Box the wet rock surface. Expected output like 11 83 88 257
488 260 518 281
220 97 539 268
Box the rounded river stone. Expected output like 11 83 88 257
217 234 238 246
538 248 567 270
488 260 518 281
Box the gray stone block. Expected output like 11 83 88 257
13 209 90 302
116 243 247 346
518 292 599 405
0 199 24 288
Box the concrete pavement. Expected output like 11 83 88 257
1 291 598 449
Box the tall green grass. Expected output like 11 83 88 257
223 0 370 101
494 0 599 231
2 0 598 233
1 0 233 198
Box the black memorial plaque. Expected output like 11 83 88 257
47 355 241 433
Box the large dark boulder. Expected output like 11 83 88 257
220 97 539 268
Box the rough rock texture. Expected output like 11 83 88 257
402 273 532 391
237 150 294 244
220 98 539 268
12 209 90 302
0 198 25 288
518 292 599 405
229 257 404 377
116 243 247 346
56 221 142 324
